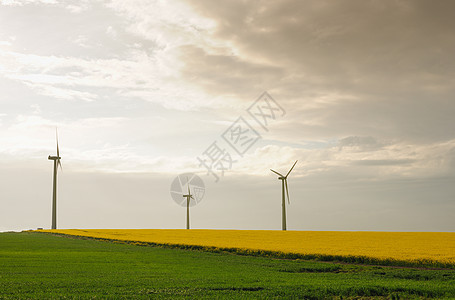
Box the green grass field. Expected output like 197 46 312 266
1 232 454 299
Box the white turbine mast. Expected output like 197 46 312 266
182 177 194 229
270 160 297 231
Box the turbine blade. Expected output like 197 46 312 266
270 169 284 177
285 179 290 204
56 128 60 157
187 177 190 195
285 160 298 178
56 129 62 170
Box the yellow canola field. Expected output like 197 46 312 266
44 229 455 265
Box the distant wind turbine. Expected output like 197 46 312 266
270 160 297 231
48 129 62 230
182 177 194 229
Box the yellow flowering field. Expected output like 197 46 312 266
41 229 455 267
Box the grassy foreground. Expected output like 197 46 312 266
43 229 455 268
1 232 455 299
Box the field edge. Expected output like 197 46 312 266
32 231 455 269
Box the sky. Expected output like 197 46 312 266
0 0 454 232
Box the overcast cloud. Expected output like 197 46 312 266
0 0 454 232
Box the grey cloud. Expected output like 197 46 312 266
351 159 416 166
181 0 455 144
187 0 455 86
338 136 381 150
178 45 283 96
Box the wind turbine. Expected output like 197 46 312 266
271 160 297 231
182 177 194 229
48 129 62 230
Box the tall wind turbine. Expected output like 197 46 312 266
182 178 194 229
48 129 62 230
271 160 297 231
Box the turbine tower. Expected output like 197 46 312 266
182 178 194 229
271 160 297 231
48 129 62 230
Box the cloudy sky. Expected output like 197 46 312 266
1 0 454 232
